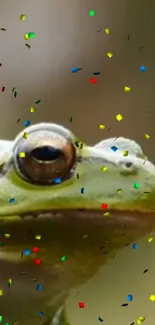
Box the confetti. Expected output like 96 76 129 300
4 233 10 238
10 198 15 203
30 106 35 113
111 146 118 152
72 67 78 73
89 10 95 16
124 86 131 92
23 132 29 139
24 249 31 256
99 125 105 130
105 28 110 35
134 183 140 189
35 99 41 104
24 120 30 127
106 52 113 58
70 117 73 122
79 302 85 308
101 203 108 210
148 236 154 242
34 258 41 265
143 269 148 274
103 212 110 216
101 166 107 172
19 152 25 158
14 91 17 98
54 177 61 184
98 317 104 322
35 235 41 240
1 87 5 92
145 133 150 139
33 247 39 253
61 255 67 262
132 243 138 249
1 28 6 31
25 43 31 49
140 65 146 72
136 317 145 324
116 113 123 121
0 289 3 296
0 316 2 323
149 294 155 302
20 14 26 21
24 34 29 40
8 278 12 287
38 312 44 317
28 32 35 39
81 187 84 194
127 294 133 301
93 72 100 75
90 78 96 84
36 284 42 291
123 150 128 156
121 303 128 307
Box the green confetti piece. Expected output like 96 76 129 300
35 99 41 104
14 91 17 98
61 255 67 262
134 183 140 189
0 316 2 323
47 219 51 225
28 32 35 39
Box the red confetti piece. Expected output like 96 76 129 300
34 258 41 265
33 247 39 253
79 302 85 308
101 203 108 209
90 78 96 84
1 87 5 92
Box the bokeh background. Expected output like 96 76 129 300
1 0 155 324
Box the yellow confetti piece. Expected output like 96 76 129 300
4 233 10 238
116 113 123 121
101 166 107 172
0 290 3 296
83 235 88 239
23 132 28 139
103 212 110 216
12 87 16 93
136 317 145 324
105 28 110 35
123 150 128 156
25 43 31 49
107 52 113 58
20 14 26 21
99 125 105 130
24 34 29 40
148 236 154 242
149 294 155 302
8 278 12 285
30 106 35 113
35 235 41 240
145 133 150 139
124 86 131 92
19 152 25 158
117 188 122 193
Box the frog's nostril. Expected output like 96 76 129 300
125 162 133 168
31 146 62 161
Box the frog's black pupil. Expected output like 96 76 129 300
31 146 62 161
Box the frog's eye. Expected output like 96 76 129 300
13 130 76 185
119 160 137 175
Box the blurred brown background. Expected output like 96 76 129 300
0 0 155 161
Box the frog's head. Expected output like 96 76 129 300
0 122 155 220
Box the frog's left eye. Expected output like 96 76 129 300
13 130 76 185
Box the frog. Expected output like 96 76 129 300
0 122 155 325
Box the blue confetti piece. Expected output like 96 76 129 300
81 187 84 194
132 243 138 249
54 177 61 184
24 120 30 127
75 141 79 147
111 146 118 152
127 294 133 301
98 317 104 322
10 198 15 203
36 284 42 291
72 67 78 73
24 249 31 256
94 72 100 75
140 65 146 72
38 311 44 317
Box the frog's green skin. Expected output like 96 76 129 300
0 122 155 325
